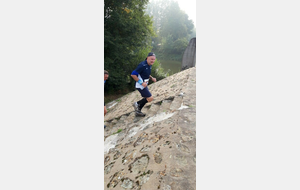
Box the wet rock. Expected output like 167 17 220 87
104 162 115 174
150 134 163 144
104 156 110 165
150 127 163 134
140 145 151 153
169 168 183 177
136 174 151 186
122 149 138 165
181 135 193 142
128 155 149 174
123 137 136 149
107 170 125 188
160 184 172 190
141 124 152 131
163 141 171 146
133 133 148 147
108 147 117 154
154 152 163 164
113 150 123 160
104 68 196 190
121 178 134 189
175 142 190 153
173 154 188 166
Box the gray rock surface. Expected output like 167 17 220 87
181 38 196 71
104 67 196 190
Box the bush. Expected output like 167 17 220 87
105 47 168 94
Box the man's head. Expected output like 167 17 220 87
104 70 109 81
146 52 156 66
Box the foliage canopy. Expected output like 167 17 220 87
146 0 195 60
104 0 158 93
104 0 195 94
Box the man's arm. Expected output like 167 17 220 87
131 74 139 82
149 75 156 82
131 71 147 87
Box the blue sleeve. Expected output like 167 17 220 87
131 70 139 75
134 62 145 74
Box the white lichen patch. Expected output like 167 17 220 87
108 101 118 109
178 103 189 110
128 126 140 138
104 133 119 153
140 112 175 130
124 112 175 142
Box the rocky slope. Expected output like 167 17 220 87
104 67 196 190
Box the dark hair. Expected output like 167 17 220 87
145 52 156 60
104 70 109 75
147 52 155 57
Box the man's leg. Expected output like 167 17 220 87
138 96 153 110
134 87 153 116
137 98 147 110
146 96 153 102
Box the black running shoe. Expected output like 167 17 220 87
132 102 140 112
135 110 146 117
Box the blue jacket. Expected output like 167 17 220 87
131 60 152 89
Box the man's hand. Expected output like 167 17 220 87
151 77 157 82
142 82 147 87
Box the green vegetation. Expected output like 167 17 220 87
105 0 159 94
146 0 195 61
104 0 195 97
112 129 123 135
116 129 122 134
104 93 124 104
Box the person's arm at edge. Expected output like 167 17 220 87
149 75 156 82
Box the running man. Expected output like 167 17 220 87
131 52 157 116
104 70 109 128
